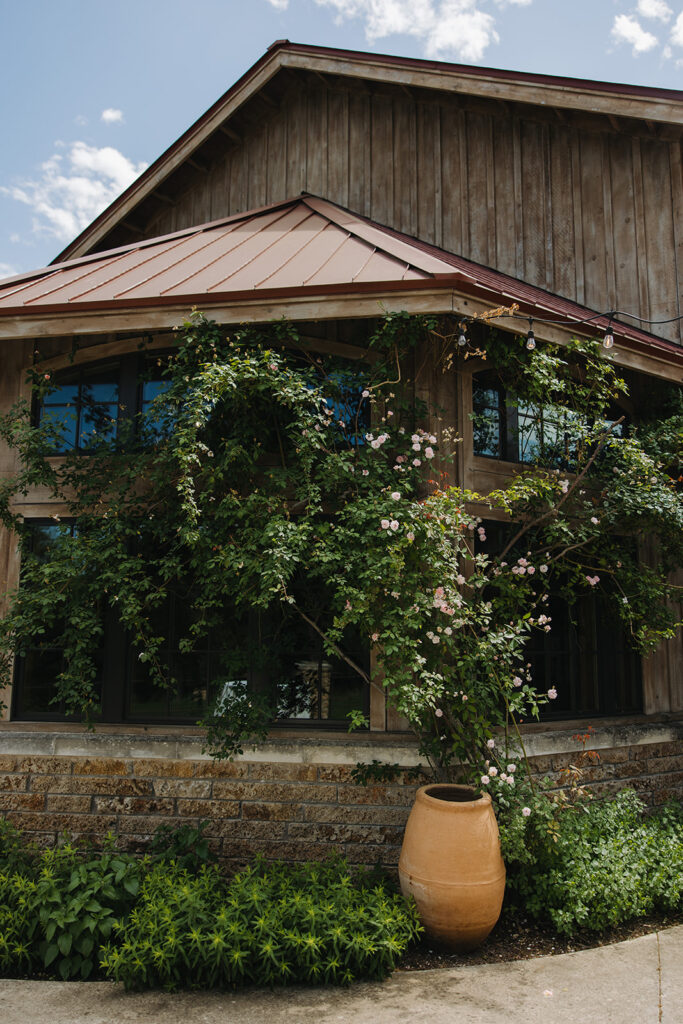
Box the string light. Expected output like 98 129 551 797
526 319 536 351
603 321 615 350
457 324 468 347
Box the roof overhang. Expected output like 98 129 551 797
54 40 683 264
1 195 681 384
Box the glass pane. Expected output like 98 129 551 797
128 657 171 718
40 406 78 450
43 383 78 405
517 403 542 462
79 404 118 446
141 379 170 406
472 384 502 457
167 653 209 717
18 648 63 713
81 377 119 404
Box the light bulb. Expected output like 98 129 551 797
458 330 467 347
603 329 614 350
526 330 536 351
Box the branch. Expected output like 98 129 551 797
498 417 625 562
289 600 384 696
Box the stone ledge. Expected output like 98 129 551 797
0 716 680 765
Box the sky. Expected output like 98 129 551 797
1 0 682 280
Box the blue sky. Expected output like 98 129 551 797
1 0 682 279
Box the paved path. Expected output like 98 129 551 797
0 925 680 1024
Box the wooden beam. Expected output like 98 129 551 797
186 156 209 173
152 191 176 206
218 123 241 143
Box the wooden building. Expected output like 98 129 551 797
0 42 681 865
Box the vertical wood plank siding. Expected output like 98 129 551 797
142 82 681 342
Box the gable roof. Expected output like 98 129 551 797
2 194 681 378
55 40 683 264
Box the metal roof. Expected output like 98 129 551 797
0 194 680 365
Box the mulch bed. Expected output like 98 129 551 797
398 908 683 971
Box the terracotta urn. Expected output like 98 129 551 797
398 783 506 951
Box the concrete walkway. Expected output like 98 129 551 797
0 925 680 1024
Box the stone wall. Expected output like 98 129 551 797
0 721 681 869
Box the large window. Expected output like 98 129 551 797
472 373 625 465
478 520 642 720
12 523 369 727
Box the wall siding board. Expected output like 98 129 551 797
493 117 517 278
266 112 287 205
580 133 609 312
416 102 440 244
521 120 547 288
392 96 417 237
370 93 393 227
669 142 683 347
306 86 327 198
246 126 268 211
512 117 525 279
631 136 651 328
641 138 679 344
327 90 349 209
465 111 490 265
440 102 463 256
348 92 371 217
286 90 307 200
610 134 640 326
549 125 576 300
229 145 248 216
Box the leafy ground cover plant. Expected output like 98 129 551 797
0 830 144 979
100 855 422 990
501 791 683 935
148 820 217 873
0 826 420 989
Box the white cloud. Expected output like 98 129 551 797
314 0 499 61
0 142 148 243
611 14 658 54
494 0 532 5
101 108 124 124
265 0 289 8
671 11 683 45
636 0 672 21
0 262 17 280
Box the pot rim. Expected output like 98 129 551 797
415 783 492 810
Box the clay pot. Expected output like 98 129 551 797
398 783 505 951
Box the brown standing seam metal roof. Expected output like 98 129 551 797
54 40 683 264
0 194 680 364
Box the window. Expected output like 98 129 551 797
13 525 369 727
11 522 105 720
472 373 626 466
477 521 641 720
39 366 120 452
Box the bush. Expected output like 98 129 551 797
148 820 217 873
504 791 683 934
0 835 144 980
0 826 419 988
100 856 422 990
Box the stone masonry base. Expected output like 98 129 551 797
0 720 681 869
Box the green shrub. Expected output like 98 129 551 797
148 820 216 873
505 791 683 934
100 856 422 990
0 837 144 980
